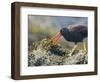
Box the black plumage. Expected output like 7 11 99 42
60 25 87 44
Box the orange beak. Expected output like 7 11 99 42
51 32 62 45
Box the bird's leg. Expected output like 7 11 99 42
83 42 87 51
69 44 77 56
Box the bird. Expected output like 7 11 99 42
51 24 88 56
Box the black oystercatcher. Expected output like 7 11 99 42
51 24 88 56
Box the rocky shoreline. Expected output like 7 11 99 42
28 39 88 66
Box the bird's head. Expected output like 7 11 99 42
51 28 68 45
60 28 69 35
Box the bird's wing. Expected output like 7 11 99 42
68 24 87 33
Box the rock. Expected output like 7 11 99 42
28 38 88 66
63 50 87 64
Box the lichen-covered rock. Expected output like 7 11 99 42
28 38 88 66
63 50 87 64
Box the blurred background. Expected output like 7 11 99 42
28 15 88 49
